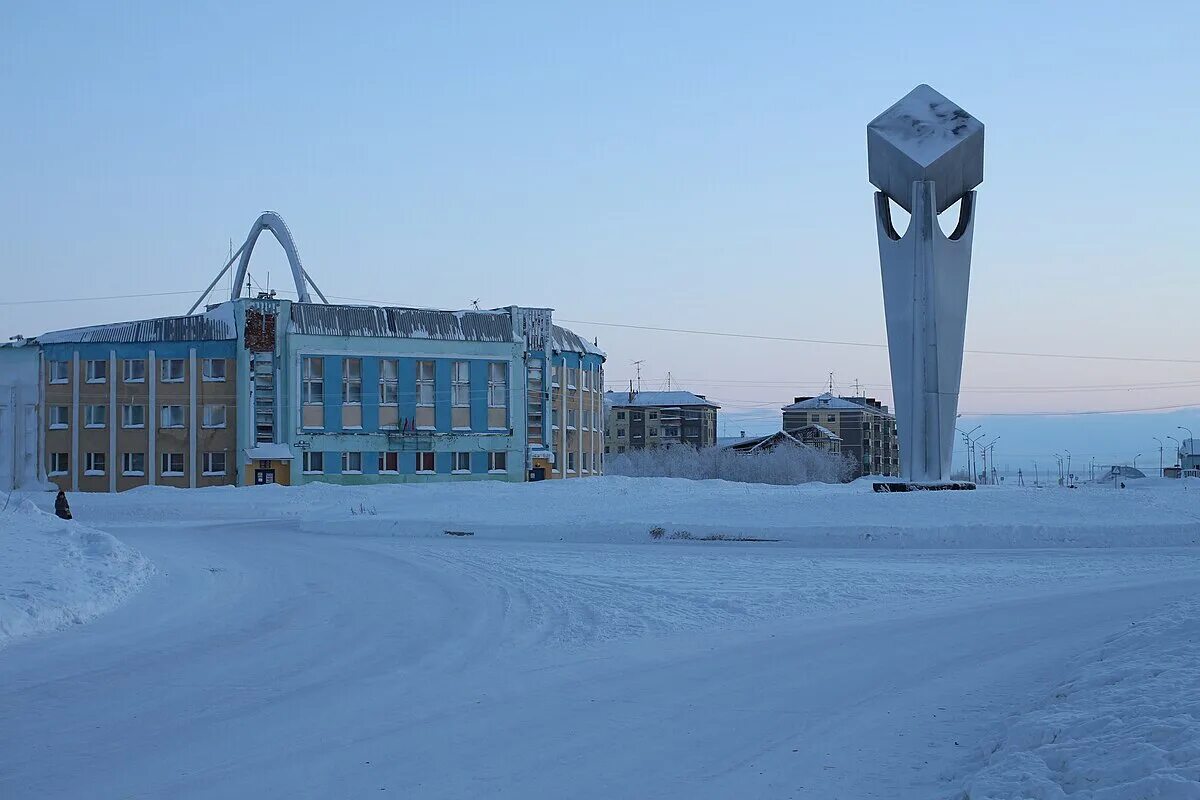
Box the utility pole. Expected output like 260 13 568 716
1154 437 1164 477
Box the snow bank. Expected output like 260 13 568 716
0 500 153 649
33 476 1200 549
958 597 1200 799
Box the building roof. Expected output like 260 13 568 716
604 390 720 409
39 305 236 344
796 423 842 441
289 303 516 342
722 430 809 453
552 324 605 357
781 392 892 416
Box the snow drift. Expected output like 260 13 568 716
0 500 153 649
43 476 1200 549
958 597 1200 799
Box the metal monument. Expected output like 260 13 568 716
868 84 984 486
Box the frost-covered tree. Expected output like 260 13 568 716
607 442 854 485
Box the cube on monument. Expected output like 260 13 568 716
867 84 984 213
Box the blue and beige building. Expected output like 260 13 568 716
28 298 604 491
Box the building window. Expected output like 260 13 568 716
452 361 470 407
616 411 626 420
566 367 576 389
161 453 185 476
160 358 184 383
202 404 226 429
379 451 399 473
452 452 471 473
416 360 435 407
664 426 679 437
49 405 69 429
85 452 106 476
379 359 399 405
123 358 145 383
49 452 69 475
567 452 576 473
85 359 107 383
341 451 362 474
617 428 626 437
203 451 226 476
122 404 145 429
341 358 362 404
567 409 577 429
827 414 836 423
416 451 436 473
583 452 590 473
202 358 226 382
49 360 70 384
85 404 107 428
303 451 324 474
161 405 185 429
488 451 507 473
303 357 324 404
617 446 625 454
649 427 659 436
122 452 145 476
488 363 507 408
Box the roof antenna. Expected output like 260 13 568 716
828 372 834 393
471 298 480 310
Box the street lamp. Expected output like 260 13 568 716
1154 437 1164 476
1134 453 1142 470
1169 435 1182 468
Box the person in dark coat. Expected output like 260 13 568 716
54 489 72 520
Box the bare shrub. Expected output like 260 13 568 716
649 526 666 540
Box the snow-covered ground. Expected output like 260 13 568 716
0 499 151 649
2 478 1199 798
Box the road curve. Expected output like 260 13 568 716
1 523 1197 799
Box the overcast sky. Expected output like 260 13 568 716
3 1 1197 462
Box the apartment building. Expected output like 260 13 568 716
39 310 238 492
25 298 604 490
603 390 719 454
270 300 605 485
781 392 898 477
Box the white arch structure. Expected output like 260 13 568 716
187 211 328 314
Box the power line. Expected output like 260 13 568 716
0 290 200 306
559 318 1200 366
9 286 1200 367
606 376 1200 395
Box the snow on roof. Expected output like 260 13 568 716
39 304 236 344
604 390 719 409
244 444 294 461
797 423 842 441
552 325 605 357
782 393 893 417
289 303 515 342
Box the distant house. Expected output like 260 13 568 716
1180 440 1200 471
781 392 897 477
604 390 719 453
721 427 842 455
723 426 842 455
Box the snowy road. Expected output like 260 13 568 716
3 521 1199 799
